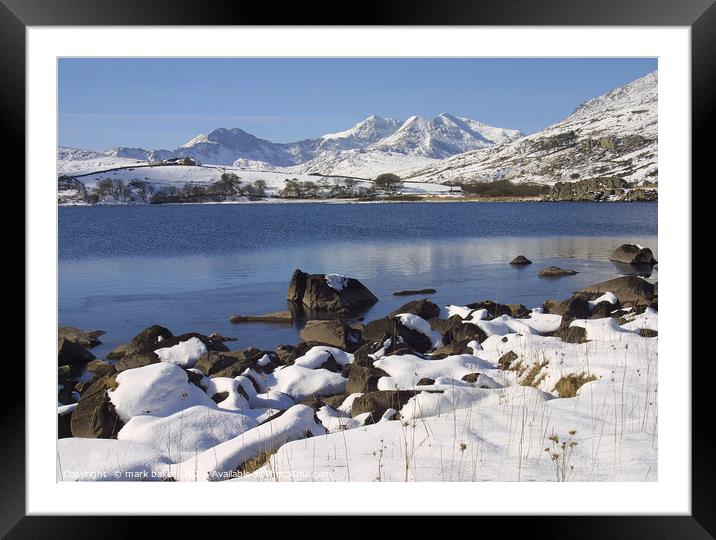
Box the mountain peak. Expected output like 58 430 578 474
321 115 402 143
572 70 657 117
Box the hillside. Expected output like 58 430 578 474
404 71 658 186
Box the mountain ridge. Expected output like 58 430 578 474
75 113 523 172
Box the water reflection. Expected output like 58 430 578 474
59 234 657 356
610 261 657 277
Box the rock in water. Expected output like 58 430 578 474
538 266 579 277
58 326 105 348
609 244 657 265
287 269 378 314
509 255 532 265
58 337 95 367
229 311 293 324
392 288 437 296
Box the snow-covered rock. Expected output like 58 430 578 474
107 362 217 422
154 336 207 368
117 405 257 456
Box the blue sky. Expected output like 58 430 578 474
59 58 657 151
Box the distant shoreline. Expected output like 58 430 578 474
58 195 659 207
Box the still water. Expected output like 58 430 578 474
59 202 657 356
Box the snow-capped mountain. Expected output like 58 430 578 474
284 113 523 176
372 113 504 158
318 115 403 150
61 114 523 177
405 71 658 186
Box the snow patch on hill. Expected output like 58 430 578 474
405 71 658 186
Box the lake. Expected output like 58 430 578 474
59 202 658 356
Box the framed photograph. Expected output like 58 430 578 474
8 0 711 534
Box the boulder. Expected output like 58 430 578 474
299 320 363 352
58 411 73 439
550 296 592 319
590 301 616 319
85 359 116 377
609 244 657 265
507 304 530 318
389 299 441 320
58 338 95 367
114 354 158 373
70 374 123 438
57 378 78 406
465 300 512 318
538 266 579 277
106 325 173 360
58 365 81 401
430 340 473 359
211 391 230 404
445 322 487 346
461 373 483 383
316 351 342 373
275 344 296 363
542 299 560 313
321 394 351 410
346 365 389 395
639 329 658 338
417 378 435 386
554 325 588 344
298 395 326 411
428 315 461 335
58 326 105 349
351 390 419 420
498 351 519 370
196 348 279 377
428 315 486 345
363 317 432 353
352 339 391 367
287 269 378 314
577 276 656 306
153 332 229 353
208 332 237 343
509 255 532 265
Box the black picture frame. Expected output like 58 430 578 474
6 0 710 535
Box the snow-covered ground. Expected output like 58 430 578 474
57 147 147 176
58 162 454 204
58 295 657 482
238 321 656 482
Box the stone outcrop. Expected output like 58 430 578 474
538 266 579 277
609 244 657 265
545 177 657 202
576 275 655 306
299 320 363 352
287 269 378 315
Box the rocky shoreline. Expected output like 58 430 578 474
57 244 658 482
